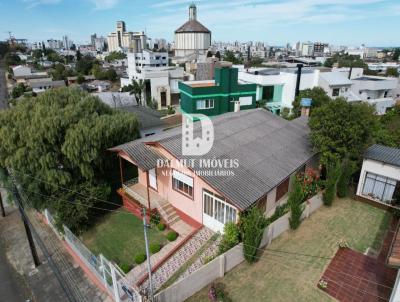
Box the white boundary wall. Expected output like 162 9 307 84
155 193 323 302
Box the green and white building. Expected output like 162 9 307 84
179 63 257 116
238 67 320 115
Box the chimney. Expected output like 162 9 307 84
300 98 312 118
348 66 353 79
295 64 303 97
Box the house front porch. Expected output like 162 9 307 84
119 177 182 227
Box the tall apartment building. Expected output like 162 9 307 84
107 21 146 52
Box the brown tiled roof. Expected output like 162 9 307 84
175 20 211 34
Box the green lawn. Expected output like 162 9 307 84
81 208 167 268
186 198 391 302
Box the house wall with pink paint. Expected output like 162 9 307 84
137 145 238 225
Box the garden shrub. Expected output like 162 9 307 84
288 176 305 230
208 282 232 302
218 222 240 254
166 231 178 241
134 253 146 264
149 243 162 254
337 158 357 198
203 255 216 264
267 203 290 224
323 161 342 206
150 211 161 226
157 223 166 231
119 262 132 274
239 207 268 263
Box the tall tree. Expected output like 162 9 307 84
309 98 378 165
0 88 139 232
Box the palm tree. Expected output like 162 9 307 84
131 79 145 106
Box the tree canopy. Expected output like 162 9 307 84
308 98 378 165
223 50 243 65
292 87 331 118
105 51 127 62
0 88 140 232
324 53 368 69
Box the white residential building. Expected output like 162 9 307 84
238 67 320 113
238 66 398 115
356 145 400 206
318 72 353 99
368 62 400 73
350 76 398 114
121 50 186 109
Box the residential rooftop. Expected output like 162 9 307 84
364 144 400 168
111 109 314 210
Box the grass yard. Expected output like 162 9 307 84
186 198 391 302
82 208 167 268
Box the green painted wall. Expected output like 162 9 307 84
179 66 257 116
272 84 283 102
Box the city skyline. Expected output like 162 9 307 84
0 0 399 47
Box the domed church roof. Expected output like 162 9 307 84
175 20 211 34
175 3 211 34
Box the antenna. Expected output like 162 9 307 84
6 31 12 40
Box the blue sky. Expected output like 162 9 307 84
0 0 399 46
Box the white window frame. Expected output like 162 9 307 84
196 99 214 110
172 170 194 198
203 190 237 224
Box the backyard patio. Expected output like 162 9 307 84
186 198 392 302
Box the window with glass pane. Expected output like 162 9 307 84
214 199 225 223
196 99 214 110
204 194 213 216
362 172 397 202
225 206 237 223
173 176 193 198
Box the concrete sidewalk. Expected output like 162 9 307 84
0 204 112 302
0 206 69 302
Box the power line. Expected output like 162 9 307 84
7 175 78 302
5 170 395 293
12 169 127 209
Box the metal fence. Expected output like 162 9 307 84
44 209 142 302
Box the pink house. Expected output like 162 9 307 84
110 109 317 233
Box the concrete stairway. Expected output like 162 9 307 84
159 202 180 226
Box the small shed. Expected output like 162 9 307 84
356 144 400 206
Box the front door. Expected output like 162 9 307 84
161 92 167 107
149 168 157 190
203 191 237 233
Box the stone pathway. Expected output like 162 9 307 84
126 220 194 284
177 234 221 282
140 227 214 292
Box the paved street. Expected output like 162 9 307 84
0 242 32 302
0 65 9 110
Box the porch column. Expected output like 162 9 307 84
146 170 151 210
119 156 124 186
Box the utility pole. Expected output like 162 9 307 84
10 181 40 267
0 192 5 217
142 208 154 302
